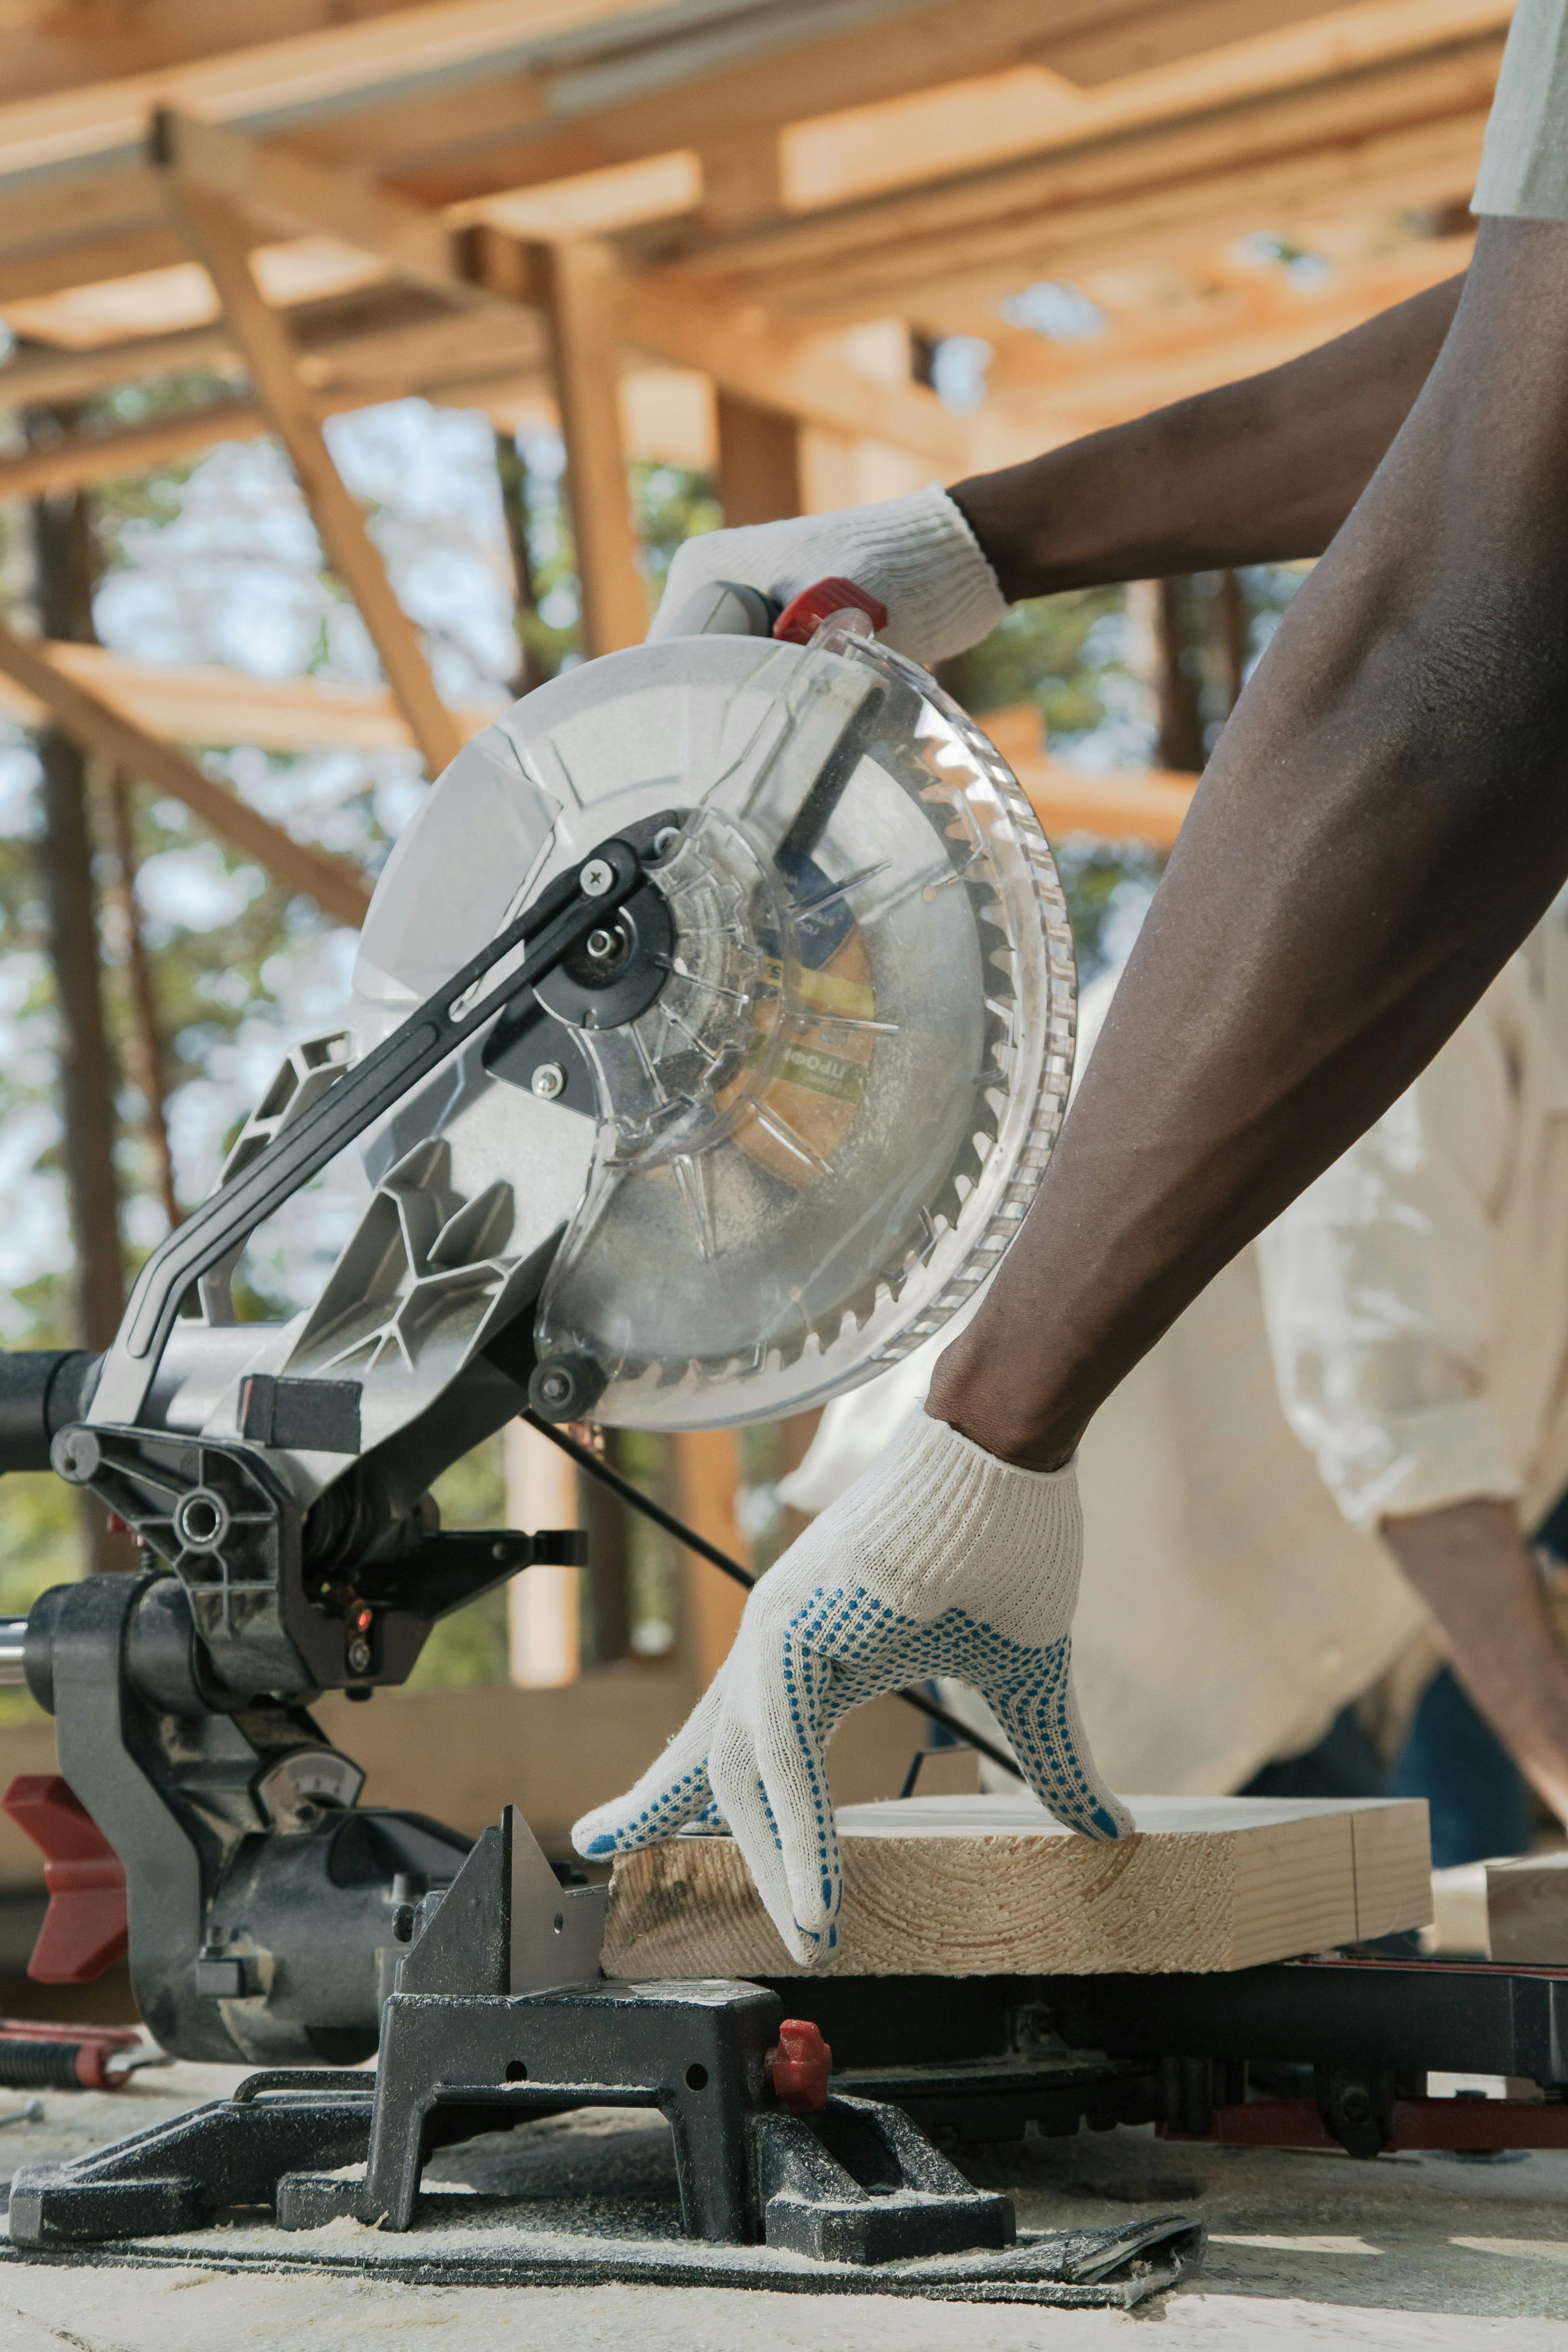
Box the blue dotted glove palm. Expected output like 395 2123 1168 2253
572 1412 1131 1966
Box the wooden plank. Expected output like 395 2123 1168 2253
601 1791 1433 1978
162 170 466 778
781 0 1508 217
1485 1852 1568 1966
539 237 648 656
0 618 372 927
653 38 1501 307
0 641 498 754
0 0 674 181
673 1429 749 1687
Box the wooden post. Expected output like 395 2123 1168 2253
1153 577 1206 774
1217 568 1249 711
30 473 132 1576
716 396 803 526
494 428 546 698
165 183 465 779
540 239 648 657
107 779 179 1232
505 1419 581 1688
673 1430 749 1687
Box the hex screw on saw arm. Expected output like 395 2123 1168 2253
523 1412 1022 1781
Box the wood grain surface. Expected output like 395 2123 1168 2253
601 1792 1432 1978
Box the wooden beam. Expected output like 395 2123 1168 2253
361 0 1345 212
0 660 1196 844
139 113 974 471
648 37 1501 312
601 1791 1433 1978
160 164 466 779
779 0 1509 219
152 105 478 307
0 619 372 926
619 280 973 473
538 238 648 657
0 640 498 755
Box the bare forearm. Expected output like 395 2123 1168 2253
929 220 1568 1466
1381 1499 1568 1821
952 277 1464 599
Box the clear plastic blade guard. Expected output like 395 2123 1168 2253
352 616 1076 1430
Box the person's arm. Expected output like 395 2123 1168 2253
1380 1500 1568 1824
927 216 1568 1469
952 275 1465 593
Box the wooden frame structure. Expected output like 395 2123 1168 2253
0 2 1496 861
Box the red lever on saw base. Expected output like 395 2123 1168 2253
772 577 889 646
766 2017 832 2113
2 1775 128 1984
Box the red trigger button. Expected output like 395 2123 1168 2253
773 578 889 645
2 1775 128 1984
766 2017 832 2113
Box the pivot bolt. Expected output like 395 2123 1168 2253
585 927 618 962
531 1061 566 1100
580 857 614 897
346 1636 373 1676
538 1370 571 1407
51 1427 102 1484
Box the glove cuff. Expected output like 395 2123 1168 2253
841 485 1007 665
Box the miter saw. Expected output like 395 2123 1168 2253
0 580 1183 2297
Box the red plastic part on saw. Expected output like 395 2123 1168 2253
1 1774 128 1984
772 577 889 645
766 2017 832 2114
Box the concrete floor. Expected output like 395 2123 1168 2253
3 2064 1568 2349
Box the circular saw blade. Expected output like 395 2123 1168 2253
348 619 1075 1433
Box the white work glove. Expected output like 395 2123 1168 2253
573 1411 1130 1966
649 485 1007 667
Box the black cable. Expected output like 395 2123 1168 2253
523 1410 1023 1783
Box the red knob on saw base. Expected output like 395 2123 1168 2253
2 1775 128 1984
766 2017 832 2114
772 578 889 646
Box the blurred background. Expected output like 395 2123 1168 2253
0 0 1501 2001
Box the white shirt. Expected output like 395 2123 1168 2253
783 908 1568 1792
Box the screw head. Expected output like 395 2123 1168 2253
531 1061 566 1100
585 927 618 962
651 825 681 861
539 1370 572 1406
50 1426 102 1484
580 857 614 897
346 1636 373 1676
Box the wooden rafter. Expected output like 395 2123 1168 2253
0 620 373 927
146 112 973 471
157 128 466 779
0 640 497 755
643 36 1500 312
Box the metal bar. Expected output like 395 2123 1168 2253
523 1410 1023 1780
0 1618 28 1686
